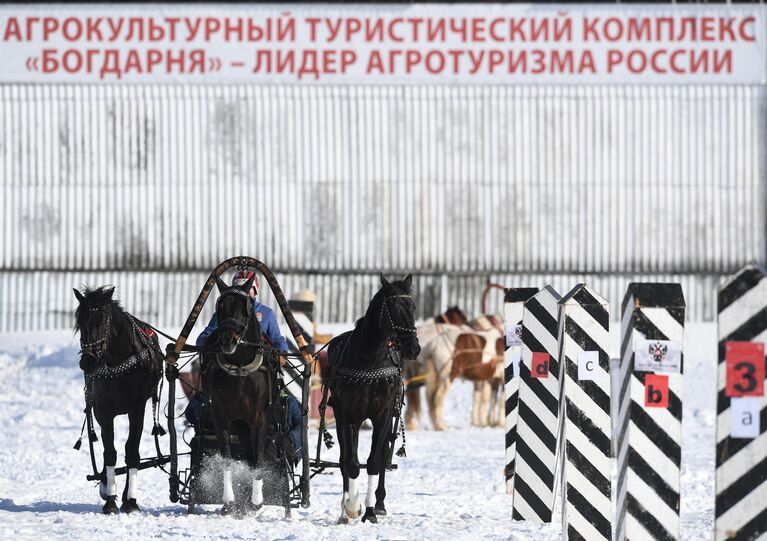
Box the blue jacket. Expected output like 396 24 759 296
196 300 289 354
284 394 303 460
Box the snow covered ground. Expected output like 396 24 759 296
0 324 717 540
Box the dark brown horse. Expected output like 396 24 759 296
74 286 164 514
324 274 421 523
200 275 285 517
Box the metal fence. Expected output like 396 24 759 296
1 84 765 328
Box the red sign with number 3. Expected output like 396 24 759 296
725 341 765 397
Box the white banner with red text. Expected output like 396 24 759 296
0 4 764 84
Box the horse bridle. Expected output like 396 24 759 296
380 294 418 347
80 307 112 359
215 287 253 349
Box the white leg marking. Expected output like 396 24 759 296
343 477 361 518
251 478 263 506
105 465 117 497
222 469 234 503
365 474 379 508
127 468 138 500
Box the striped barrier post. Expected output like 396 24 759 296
504 287 539 497
558 284 611 541
616 283 685 541
512 285 563 523
715 263 767 541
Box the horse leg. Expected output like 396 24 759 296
335 409 351 524
363 411 394 523
425 363 440 431
216 424 236 515
405 387 420 431
480 380 491 427
487 379 497 426
433 377 452 431
338 414 362 523
120 402 146 514
492 378 504 427
248 421 265 514
96 413 119 514
471 382 482 426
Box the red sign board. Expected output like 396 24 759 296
726 341 765 397
645 374 669 408
531 352 550 379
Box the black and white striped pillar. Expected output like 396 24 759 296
504 287 539 497
715 263 767 541
558 284 611 541
616 283 685 541
512 285 563 523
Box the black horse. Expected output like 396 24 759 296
199 275 285 517
73 286 164 514
324 274 421 524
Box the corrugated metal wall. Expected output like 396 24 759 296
1 85 765 328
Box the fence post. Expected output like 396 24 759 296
558 284 611 541
715 263 767 541
512 285 563 522
616 283 685 541
504 287 539 497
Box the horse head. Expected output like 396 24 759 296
445 305 469 325
378 274 421 360
73 286 129 372
213 274 260 356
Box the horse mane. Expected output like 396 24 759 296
74 286 124 332
354 287 385 329
353 277 412 330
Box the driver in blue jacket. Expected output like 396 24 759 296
196 270 289 357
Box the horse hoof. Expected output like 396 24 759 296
102 497 118 515
374 503 387 516
120 498 140 514
343 499 361 519
220 501 237 516
361 507 378 523
245 502 263 516
337 514 352 525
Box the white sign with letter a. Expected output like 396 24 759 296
577 351 599 381
731 397 761 439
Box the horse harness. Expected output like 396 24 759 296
328 332 403 384
205 286 272 378
81 310 164 380
328 293 416 385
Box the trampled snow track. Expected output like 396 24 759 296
0 329 715 540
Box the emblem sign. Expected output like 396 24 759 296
634 339 682 373
506 324 523 348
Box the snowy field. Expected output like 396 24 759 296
0 324 717 540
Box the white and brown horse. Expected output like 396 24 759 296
406 310 505 431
